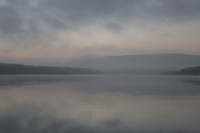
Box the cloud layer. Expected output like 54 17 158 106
1 0 200 35
0 0 200 63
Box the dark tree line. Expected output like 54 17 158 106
0 63 102 75
167 66 200 75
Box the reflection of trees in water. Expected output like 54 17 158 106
0 75 97 87
182 77 200 86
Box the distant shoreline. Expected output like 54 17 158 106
0 63 102 75
165 66 200 76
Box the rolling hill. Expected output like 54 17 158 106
64 54 200 74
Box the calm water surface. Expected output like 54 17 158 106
0 75 200 133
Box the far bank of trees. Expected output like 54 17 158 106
167 66 200 75
0 63 102 75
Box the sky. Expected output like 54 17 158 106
0 0 200 64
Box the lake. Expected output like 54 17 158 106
0 75 200 133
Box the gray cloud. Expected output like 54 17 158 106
102 119 121 128
104 23 122 33
0 0 66 39
1 0 200 37
0 5 22 35
0 0 200 60
145 0 200 22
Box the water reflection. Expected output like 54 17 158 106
0 75 200 95
181 76 200 87
0 75 200 133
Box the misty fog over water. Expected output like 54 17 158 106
0 75 200 133
1 0 200 133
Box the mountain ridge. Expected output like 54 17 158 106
64 53 200 74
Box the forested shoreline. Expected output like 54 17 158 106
166 66 200 75
0 63 102 75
